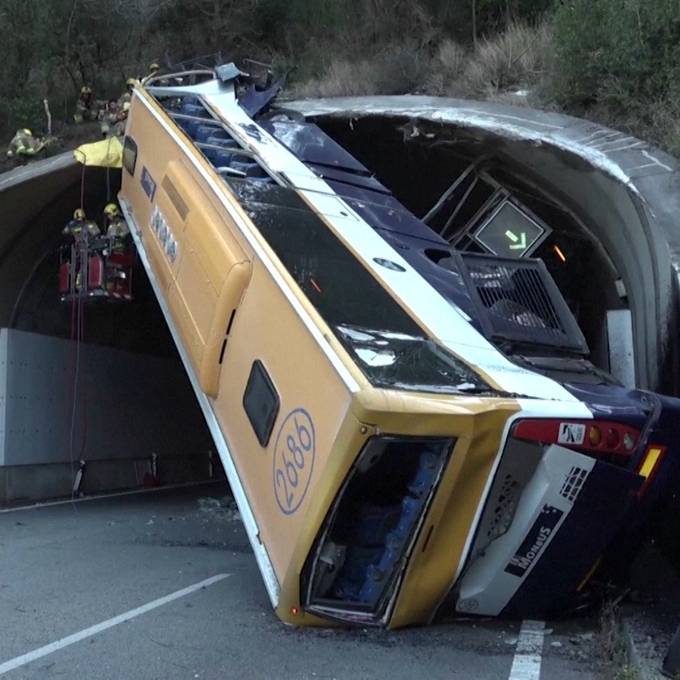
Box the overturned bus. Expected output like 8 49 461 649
117 64 680 628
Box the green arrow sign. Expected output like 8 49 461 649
505 230 528 250
474 201 550 259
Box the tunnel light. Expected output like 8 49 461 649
615 279 627 299
553 245 567 263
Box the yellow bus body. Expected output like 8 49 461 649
118 80 591 628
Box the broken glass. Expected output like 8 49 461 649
224 178 494 395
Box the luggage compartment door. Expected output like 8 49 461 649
161 161 252 398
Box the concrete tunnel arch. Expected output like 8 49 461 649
287 96 680 396
0 154 214 504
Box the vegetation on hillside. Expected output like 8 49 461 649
549 0 680 156
1 0 679 156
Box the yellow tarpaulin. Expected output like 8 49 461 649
73 137 123 168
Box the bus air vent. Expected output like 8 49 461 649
453 252 588 353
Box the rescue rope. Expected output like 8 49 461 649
80 162 86 212
68 272 90 503
68 140 116 500
68 283 81 503
105 134 114 203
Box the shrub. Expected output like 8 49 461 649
545 0 680 157
461 21 551 97
424 39 467 95
289 41 433 99
290 58 380 98
550 0 680 112
291 21 551 101
372 44 432 95
649 98 680 158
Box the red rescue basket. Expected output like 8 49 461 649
59 236 134 302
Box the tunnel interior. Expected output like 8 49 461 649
314 115 628 376
9 169 175 353
0 164 216 502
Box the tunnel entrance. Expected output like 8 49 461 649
0 163 217 505
10 171 174 353
314 115 630 382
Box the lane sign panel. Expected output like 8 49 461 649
474 200 549 259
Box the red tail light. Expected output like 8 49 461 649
512 419 640 457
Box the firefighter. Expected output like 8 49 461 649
73 86 99 124
62 208 100 242
103 203 130 250
119 78 136 108
140 62 160 85
62 208 101 291
6 129 45 158
115 101 130 135
100 99 128 137
103 203 132 295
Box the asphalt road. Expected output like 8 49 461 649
0 485 603 679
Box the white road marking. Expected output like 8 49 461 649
0 573 230 675
589 132 626 149
508 620 546 680
0 480 221 514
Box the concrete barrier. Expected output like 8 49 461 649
0 328 214 504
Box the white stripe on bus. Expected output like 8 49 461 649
133 92 360 394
